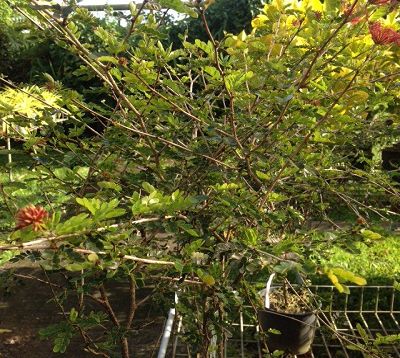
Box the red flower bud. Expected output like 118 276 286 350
16 205 48 231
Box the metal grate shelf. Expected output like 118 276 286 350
165 285 400 358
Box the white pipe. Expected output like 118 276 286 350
157 307 176 358
6 137 12 181
157 293 178 358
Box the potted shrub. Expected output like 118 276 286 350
258 273 317 355
0 0 397 356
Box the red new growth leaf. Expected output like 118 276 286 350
369 22 400 45
350 16 364 25
16 205 48 231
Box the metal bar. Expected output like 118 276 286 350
374 288 400 357
391 313 400 330
391 287 395 313
313 286 333 358
375 287 380 314
360 286 364 312
255 325 263 358
328 312 351 358
357 287 376 341
389 287 400 333
316 317 333 358
326 286 351 358
327 310 400 313
359 312 374 337
374 312 400 357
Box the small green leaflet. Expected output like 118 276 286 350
0 250 19 266
360 229 382 240
56 213 92 235
157 0 198 17
76 198 125 222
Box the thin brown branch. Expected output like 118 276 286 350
0 216 178 251
99 285 130 358
13 273 62 288
99 285 120 327
123 0 149 43
126 276 136 330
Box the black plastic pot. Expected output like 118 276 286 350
258 308 317 355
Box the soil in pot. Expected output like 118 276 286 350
258 287 317 355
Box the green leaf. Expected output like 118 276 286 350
69 308 78 323
129 2 137 16
256 170 270 181
369 6 389 22
0 250 19 266
212 183 240 191
243 228 258 246
174 260 184 273
142 182 156 194
324 0 340 15
157 0 198 17
184 239 204 255
374 333 400 346
178 222 200 237
346 344 363 351
356 323 369 343
194 39 213 57
97 56 119 65
97 181 122 192
87 253 99 263
65 263 86 271
268 328 281 335
55 213 92 235
76 198 125 222
197 269 215 286
204 66 221 80
76 197 100 216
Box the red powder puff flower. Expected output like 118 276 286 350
16 205 48 231
369 22 400 45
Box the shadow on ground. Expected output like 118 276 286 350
0 263 166 358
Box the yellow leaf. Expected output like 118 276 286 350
201 274 215 286
332 267 367 286
361 229 382 240
252 15 268 29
